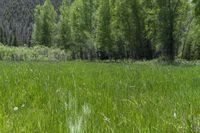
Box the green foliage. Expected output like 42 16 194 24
0 44 69 61
70 0 96 59
96 0 112 59
32 0 57 46
183 19 200 60
58 0 158 60
157 0 180 61
193 0 200 19
111 0 132 58
58 0 71 50
2 0 200 61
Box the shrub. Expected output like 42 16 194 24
0 44 69 61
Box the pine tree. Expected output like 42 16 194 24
0 26 3 43
12 30 18 46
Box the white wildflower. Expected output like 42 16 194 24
82 104 91 116
101 113 110 123
69 116 83 133
173 112 177 118
14 107 18 111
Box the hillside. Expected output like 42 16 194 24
0 0 61 45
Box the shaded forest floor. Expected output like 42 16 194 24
0 61 200 132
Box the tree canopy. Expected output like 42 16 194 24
0 0 200 61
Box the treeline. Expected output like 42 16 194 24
3 0 200 61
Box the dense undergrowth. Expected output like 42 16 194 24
0 44 69 61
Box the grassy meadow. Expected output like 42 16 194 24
0 61 200 132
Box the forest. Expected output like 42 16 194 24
0 0 200 61
1 0 200 132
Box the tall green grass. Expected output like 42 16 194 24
0 61 199 132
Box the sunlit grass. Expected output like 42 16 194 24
0 61 199 132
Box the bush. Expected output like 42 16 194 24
0 44 70 61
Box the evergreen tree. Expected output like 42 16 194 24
0 26 3 43
12 29 18 46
